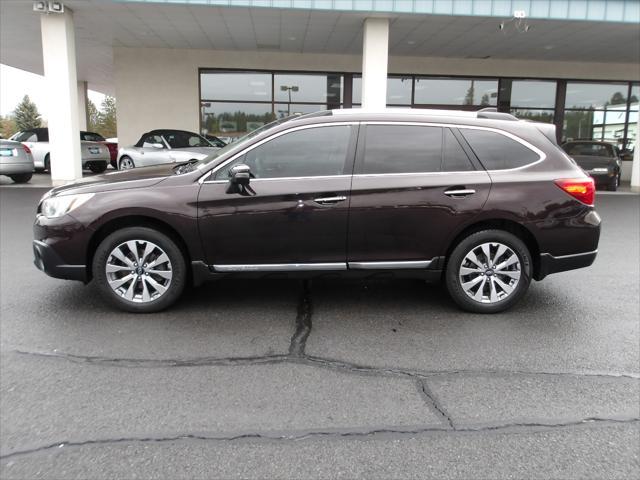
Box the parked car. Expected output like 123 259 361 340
561 140 622 191
203 134 227 148
33 108 600 314
80 131 118 168
0 139 34 183
117 129 222 170
10 128 109 173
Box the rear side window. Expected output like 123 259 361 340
461 129 540 170
361 125 442 174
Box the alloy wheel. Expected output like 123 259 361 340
458 242 521 304
105 240 172 303
120 157 134 170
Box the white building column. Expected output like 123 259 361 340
77 81 88 131
631 111 640 191
40 6 82 184
361 18 389 110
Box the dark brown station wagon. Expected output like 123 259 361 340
33 108 600 313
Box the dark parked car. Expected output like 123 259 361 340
33 108 600 314
80 131 118 168
561 140 622 191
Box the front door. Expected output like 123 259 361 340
347 123 491 267
197 124 357 270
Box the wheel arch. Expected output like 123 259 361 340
86 215 192 282
443 218 541 279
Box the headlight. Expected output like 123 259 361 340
41 193 94 218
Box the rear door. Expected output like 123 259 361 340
347 123 491 267
197 123 357 269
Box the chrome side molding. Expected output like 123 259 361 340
213 262 347 272
348 260 432 269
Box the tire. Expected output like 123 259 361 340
44 154 50 173
445 229 532 314
92 227 187 313
89 162 108 174
606 174 619 191
119 156 135 170
9 173 32 183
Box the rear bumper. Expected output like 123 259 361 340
536 250 597 280
0 163 34 175
33 240 87 282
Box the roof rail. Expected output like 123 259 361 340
476 108 518 121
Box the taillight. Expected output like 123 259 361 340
22 144 32 154
554 178 595 206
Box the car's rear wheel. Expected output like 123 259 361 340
445 229 532 313
119 156 135 170
9 173 32 183
89 162 108 174
44 154 50 172
93 227 187 313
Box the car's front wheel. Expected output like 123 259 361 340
93 227 187 313
119 156 135 170
606 174 620 191
445 229 532 313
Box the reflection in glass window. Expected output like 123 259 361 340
414 78 497 106
361 125 442 174
241 126 352 179
461 129 539 170
563 109 629 146
510 81 556 108
565 82 628 109
352 76 412 105
511 109 554 123
274 103 327 118
274 74 343 105
201 102 275 140
200 72 272 101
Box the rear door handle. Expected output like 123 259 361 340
314 195 347 205
444 188 476 197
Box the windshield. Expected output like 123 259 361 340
164 131 212 149
194 115 298 171
563 142 614 157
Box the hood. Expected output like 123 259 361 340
571 155 617 170
47 163 175 197
174 146 219 155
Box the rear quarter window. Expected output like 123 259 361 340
460 128 540 170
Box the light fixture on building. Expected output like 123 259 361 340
499 11 531 33
33 1 65 13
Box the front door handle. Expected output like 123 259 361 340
444 188 476 197
314 195 347 205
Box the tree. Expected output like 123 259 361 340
87 99 101 132
99 96 117 138
463 84 475 105
609 91 626 106
0 115 18 139
13 95 42 130
480 94 490 106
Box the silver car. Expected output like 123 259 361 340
0 139 34 183
117 129 221 170
10 128 110 173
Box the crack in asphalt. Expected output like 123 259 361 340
2 418 638 460
4 280 640 461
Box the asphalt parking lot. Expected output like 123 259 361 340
1 178 639 479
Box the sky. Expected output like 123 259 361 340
0 64 106 119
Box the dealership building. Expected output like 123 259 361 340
1 0 639 185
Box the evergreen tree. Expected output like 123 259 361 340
99 96 117 138
13 95 42 130
463 84 475 105
87 99 101 132
480 94 490 106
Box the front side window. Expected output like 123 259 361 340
360 125 442 174
164 132 211 149
142 135 164 148
461 129 540 170
216 125 351 180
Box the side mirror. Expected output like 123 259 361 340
151 142 164 149
226 163 254 195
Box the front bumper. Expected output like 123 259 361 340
33 239 87 282
537 250 597 280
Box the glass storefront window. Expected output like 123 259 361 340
565 82 628 109
510 81 556 108
201 102 275 140
414 78 497 106
200 72 272 102
352 76 412 105
274 74 343 105
511 109 554 123
274 103 327 118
